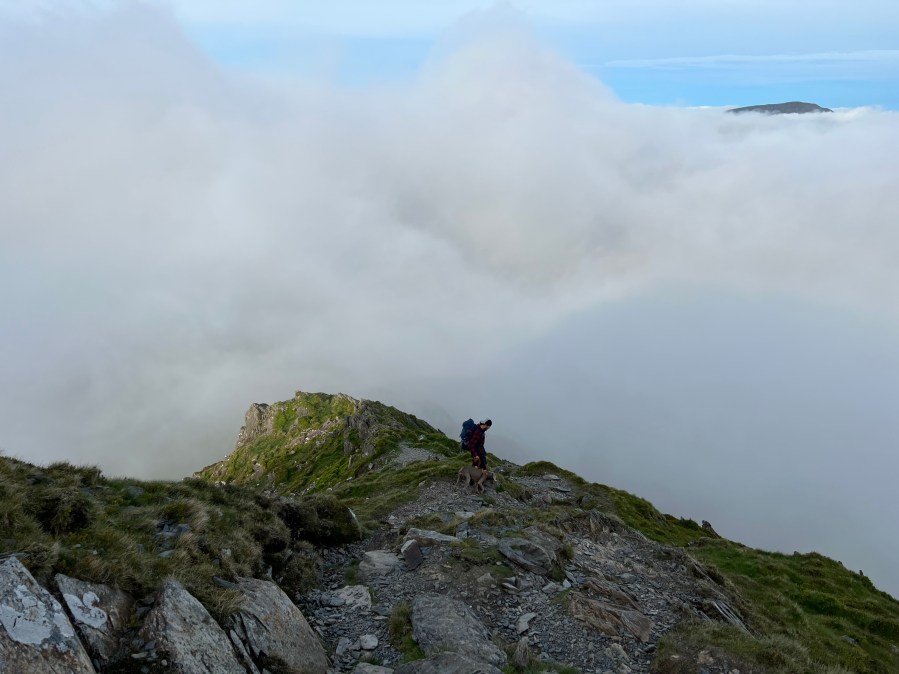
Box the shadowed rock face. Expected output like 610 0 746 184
727 101 833 114
0 557 96 674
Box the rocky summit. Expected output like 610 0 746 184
1 390 897 674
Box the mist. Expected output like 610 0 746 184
1 5 897 596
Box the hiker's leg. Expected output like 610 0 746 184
478 450 487 470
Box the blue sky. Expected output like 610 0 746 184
163 0 899 108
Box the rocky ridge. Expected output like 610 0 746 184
2 391 897 674
298 464 746 674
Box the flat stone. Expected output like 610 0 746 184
359 551 401 580
410 593 506 668
359 634 378 650
404 528 459 545
0 558 96 674
337 585 372 611
393 651 504 673
516 612 538 634
353 664 394 674
498 538 555 575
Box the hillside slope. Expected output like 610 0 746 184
2 390 897 674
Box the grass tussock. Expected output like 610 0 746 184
0 453 360 626
389 601 426 662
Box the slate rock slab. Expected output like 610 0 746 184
569 593 652 643
56 573 134 667
404 528 459 545
234 576 329 673
401 539 424 570
410 593 506 668
359 550 401 580
140 579 245 674
337 584 373 611
394 651 504 674
497 537 555 575
0 557 96 674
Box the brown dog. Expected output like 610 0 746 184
456 465 498 493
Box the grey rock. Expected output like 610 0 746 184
337 585 372 611
139 579 244 674
56 573 135 667
394 651 504 674
336 636 352 655
541 582 563 594
498 538 555 575
359 633 378 649
410 593 506 668
353 664 394 674
516 612 538 634
401 539 424 571
404 528 459 545
359 551 401 580
234 576 329 673
0 557 96 674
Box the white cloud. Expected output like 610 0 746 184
1 3 898 596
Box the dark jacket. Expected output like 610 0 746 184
467 425 486 460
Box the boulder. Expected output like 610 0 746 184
400 539 423 570
394 651 504 673
139 579 244 673
358 550 401 580
410 593 506 668
233 576 329 673
497 537 555 575
0 557 96 674
56 573 134 667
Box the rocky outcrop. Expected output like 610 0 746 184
0 557 96 674
55 574 134 667
232 576 329 673
235 402 274 450
139 579 245 674
410 593 507 668
569 592 653 642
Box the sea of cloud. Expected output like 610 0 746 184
1 4 897 595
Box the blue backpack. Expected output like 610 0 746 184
460 418 477 450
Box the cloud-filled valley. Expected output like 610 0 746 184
1 4 898 595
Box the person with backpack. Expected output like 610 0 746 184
464 419 492 470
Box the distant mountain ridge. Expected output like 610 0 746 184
728 101 833 114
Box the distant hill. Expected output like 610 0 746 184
728 101 833 115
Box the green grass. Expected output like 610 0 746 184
0 455 358 623
389 601 427 662
195 392 458 498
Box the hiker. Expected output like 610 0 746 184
467 419 492 470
